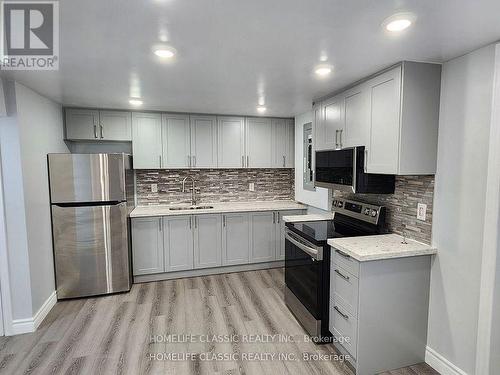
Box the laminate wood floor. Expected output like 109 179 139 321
0 268 439 375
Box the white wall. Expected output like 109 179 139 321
427 44 496 374
294 111 331 211
15 83 68 312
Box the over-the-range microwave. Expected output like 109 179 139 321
314 146 395 194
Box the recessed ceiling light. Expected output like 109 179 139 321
129 98 143 106
153 45 176 58
383 12 416 32
314 64 333 77
257 106 267 113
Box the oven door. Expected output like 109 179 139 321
284 229 324 322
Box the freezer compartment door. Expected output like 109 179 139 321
48 153 128 203
51 202 131 299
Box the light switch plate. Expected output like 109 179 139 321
151 183 158 193
249 182 255 192
417 203 427 221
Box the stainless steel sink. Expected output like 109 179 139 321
169 205 214 211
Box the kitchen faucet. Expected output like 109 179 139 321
181 176 197 206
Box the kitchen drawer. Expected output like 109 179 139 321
329 299 358 359
332 247 359 277
331 264 359 317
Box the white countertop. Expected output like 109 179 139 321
282 213 334 223
130 200 307 218
327 233 437 261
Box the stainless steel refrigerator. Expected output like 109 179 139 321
48 153 134 299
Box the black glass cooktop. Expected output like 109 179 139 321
286 217 379 246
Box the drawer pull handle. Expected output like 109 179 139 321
334 305 349 320
335 249 351 259
334 269 350 281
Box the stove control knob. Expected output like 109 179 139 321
338 201 343 208
333 200 337 207
370 210 378 217
364 208 370 215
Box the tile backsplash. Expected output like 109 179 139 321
136 169 294 205
333 176 435 244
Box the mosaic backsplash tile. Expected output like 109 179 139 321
333 176 435 244
136 169 295 205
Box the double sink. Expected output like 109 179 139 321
169 205 214 211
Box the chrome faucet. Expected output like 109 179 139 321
181 176 197 206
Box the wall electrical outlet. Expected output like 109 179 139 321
151 183 158 193
249 182 255 192
417 203 427 221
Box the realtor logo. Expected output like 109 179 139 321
0 1 59 70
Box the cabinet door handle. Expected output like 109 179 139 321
159 155 162 168
335 249 351 259
339 129 343 148
187 155 191 167
335 130 339 148
159 218 162 231
93 123 98 139
272 212 275 224
100 123 104 139
189 216 192 229
277 212 280 224
247 156 249 168
334 269 349 281
194 216 197 228
283 155 285 168
241 155 245 168
223 215 226 227
334 306 349 320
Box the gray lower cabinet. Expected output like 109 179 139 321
329 248 431 375
193 214 222 269
131 217 164 275
132 112 162 169
249 211 276 263
222 212 250 266
164 216 194 272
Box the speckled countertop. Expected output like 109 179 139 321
130 200 307 218
327 233 437 261
282 213 334 223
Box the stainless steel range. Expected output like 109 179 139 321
284 198 386 342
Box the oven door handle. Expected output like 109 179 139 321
285 230 323 261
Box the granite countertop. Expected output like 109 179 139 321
327 233 437 262
282 213 334 223
130 200 307 218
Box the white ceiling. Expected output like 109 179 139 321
2 0 500 117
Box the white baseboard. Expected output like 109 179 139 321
425 346 468 375
11 291 57 335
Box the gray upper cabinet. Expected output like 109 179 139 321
246 117 273 168
131 217 164 275
65 109 99 140
190 115 217 168
217 116 245 168
193 214 222 269
164 216 194 272
272 119 295 168
249 211 276 263
132 112 162 169
222 212 250 266
366 63 441 175
343 84 369 148
313 61 441 175
65 109 131 141
99 110 132 141
316 94 344 151
162 113 191 169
